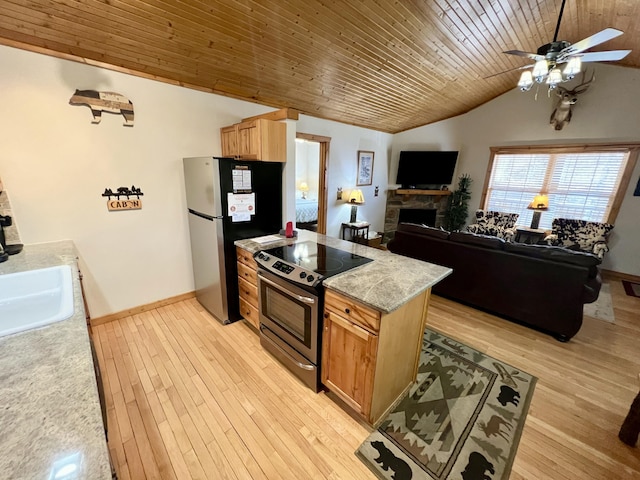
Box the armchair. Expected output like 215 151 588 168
544 218 613 259
466 210 519 242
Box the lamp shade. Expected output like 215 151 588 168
299 182 309 192
348 189 365 204
527 194 549 210
518 71 534 91
532 59 548 82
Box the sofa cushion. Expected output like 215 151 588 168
396 222 450 240
450 231 505 250
504 242 601 267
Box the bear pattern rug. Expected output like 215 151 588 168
356 329 536 480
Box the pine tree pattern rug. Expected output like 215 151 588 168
356 329 536 480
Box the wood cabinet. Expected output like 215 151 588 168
321 288 430 425
221 119 286 162
236 246 260 330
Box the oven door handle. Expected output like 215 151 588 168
257 273 316 305
260 325 315 371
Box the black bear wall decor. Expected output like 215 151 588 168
69 90 134 126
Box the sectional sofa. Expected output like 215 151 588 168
387 223 602 341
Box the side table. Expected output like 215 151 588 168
515 227 547 245
341 222 370 242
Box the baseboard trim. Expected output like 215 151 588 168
601 269 640 284
90 291 196 326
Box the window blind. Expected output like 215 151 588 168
486 150 628 230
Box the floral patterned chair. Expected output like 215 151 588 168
544 218 614 259
466 210 519 242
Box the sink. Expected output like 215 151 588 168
0 265 74 338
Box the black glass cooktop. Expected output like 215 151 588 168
263 241 372 278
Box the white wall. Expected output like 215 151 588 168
393 64 640 275
0 45 393 317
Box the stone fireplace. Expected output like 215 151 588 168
383 189 450 243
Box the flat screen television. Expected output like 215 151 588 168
396 151 458 189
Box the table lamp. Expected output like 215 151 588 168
348 189 365 223
299 182 309 199
527 194 549 229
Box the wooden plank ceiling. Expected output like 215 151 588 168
0 0 638 133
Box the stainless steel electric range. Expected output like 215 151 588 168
254 241 372 391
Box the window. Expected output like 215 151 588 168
483 145 639 230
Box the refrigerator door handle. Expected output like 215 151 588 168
188 208 224 220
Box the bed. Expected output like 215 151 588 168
295 199 318 228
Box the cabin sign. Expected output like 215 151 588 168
102 186 144 211
69 90 134 126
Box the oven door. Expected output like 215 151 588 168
257 269 319 363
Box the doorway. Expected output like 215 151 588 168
295 133 330 235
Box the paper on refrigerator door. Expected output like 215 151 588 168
227 193 255 222
232 168 252 191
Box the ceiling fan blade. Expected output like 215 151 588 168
483 64 531 79
577 50 632 62
562 28 624 55
504 50 545 61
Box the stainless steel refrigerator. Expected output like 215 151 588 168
183 156 283 324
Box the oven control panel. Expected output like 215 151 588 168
254 251 322 287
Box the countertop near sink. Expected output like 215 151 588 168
0 241 111 479
235 230 452 313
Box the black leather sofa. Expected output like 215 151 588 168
387 223 602 341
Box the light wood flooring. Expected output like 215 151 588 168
92 279 640 480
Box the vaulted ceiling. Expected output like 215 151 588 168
1 1 638 133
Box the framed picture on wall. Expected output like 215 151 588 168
356 150 374 186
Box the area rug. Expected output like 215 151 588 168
583 283 615 323
622 280 640 298
356 328 536 480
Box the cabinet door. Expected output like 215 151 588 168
236 121 260 160
321 310 378 417
220 125 238 157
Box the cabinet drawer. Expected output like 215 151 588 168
239 297 260 330
236 247 257 269
238 276 259 306
237 261 257 286
325 289 381 333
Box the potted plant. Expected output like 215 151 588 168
443 174 472 231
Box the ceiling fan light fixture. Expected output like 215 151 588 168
517 71 534 91
563 56 582 79
546 68 563 88
532 59 549 82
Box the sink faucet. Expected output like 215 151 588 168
0 224 6 263
0 215 22 257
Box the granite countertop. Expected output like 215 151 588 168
236 230 452 313
0 241 111 479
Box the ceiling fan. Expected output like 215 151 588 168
500 0 631 91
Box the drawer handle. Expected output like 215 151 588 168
345 308 350 314
324 313 329 318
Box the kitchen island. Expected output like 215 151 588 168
236 229 452 425
0 242 111 480
236 229 452 313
